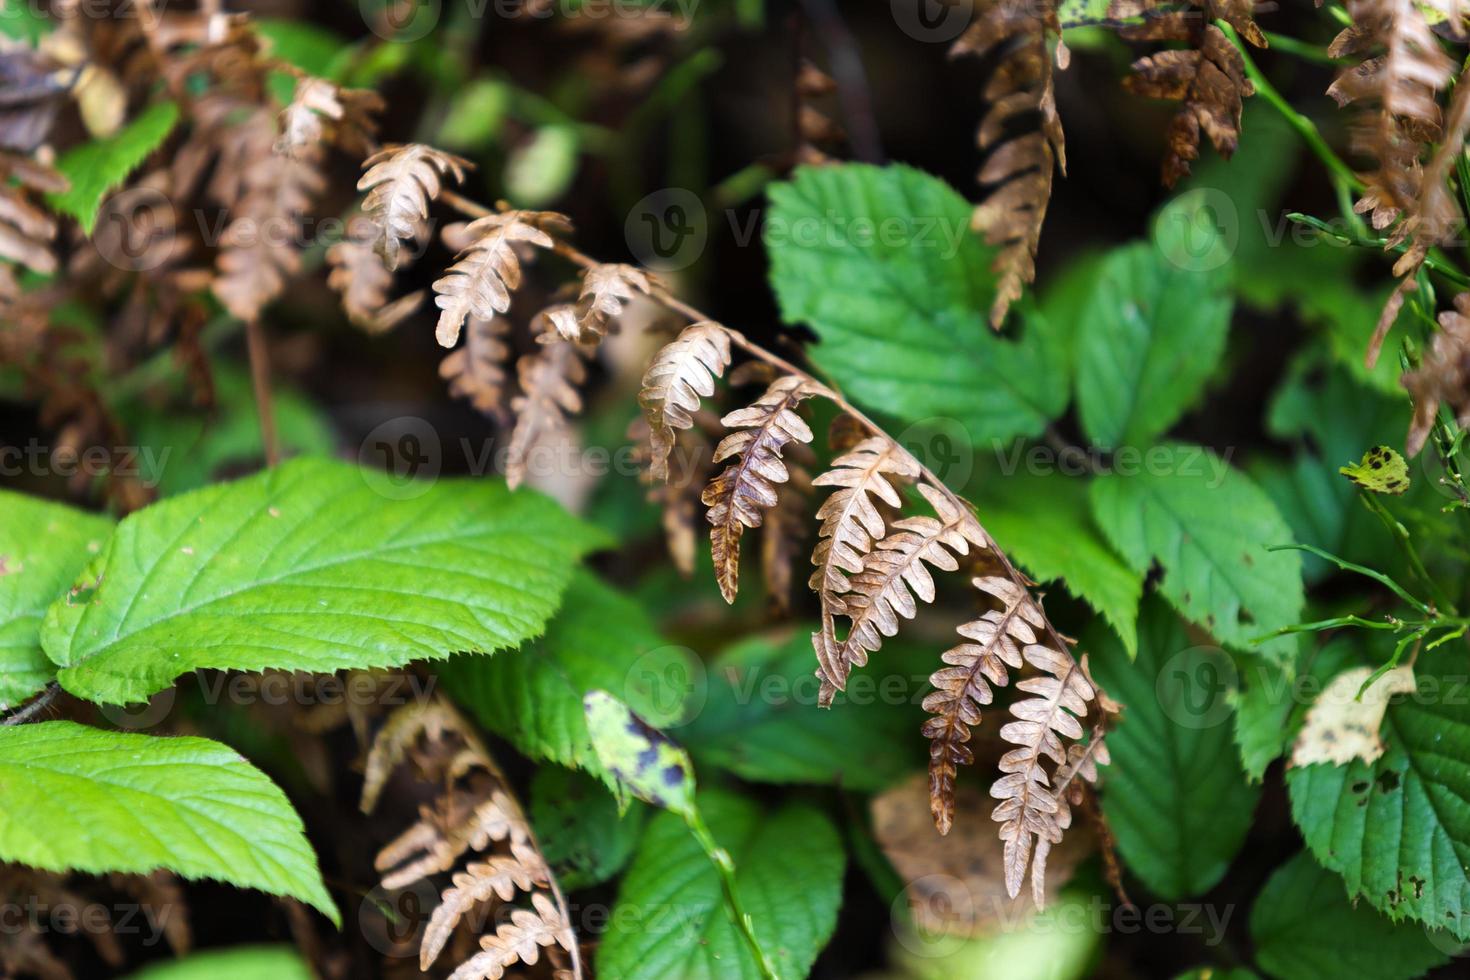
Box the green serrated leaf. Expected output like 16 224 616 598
1074 241 1232 449
1341 445 1411 495
1090 597 1260 899
439 569 694 792
0 721 335 922
47 101 179 234
1250 852 1451 980
598 789 844 980
680 630 922 790
1090 443 1304 663
971 470 1141 657
767 163 1067 443
123 945 312 980
530 766 646 890
584 689 695 816
41 456 605 705
1289 645 1470 940
0 492 113 708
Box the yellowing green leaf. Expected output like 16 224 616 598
1340 445 1411 495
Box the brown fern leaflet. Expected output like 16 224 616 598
358 143 471 270
1119 7 1258 187
702 374 818 602
362 695 580 979
955 0 1066 328
638 321 732 482
432 209 571 348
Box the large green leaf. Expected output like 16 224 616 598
1090 443 1303 662
0 721 335 922
47 101 180 234
971 470 1141 657
680 630 922 790
598 789 844 980
1250 852 1450 980
1288 647 1470 940
123 946 312 980
767 163 1067 442
1074 241 1231 448
530 766 646 890
439 570 693 790
0 492 113 708
42 457 604 705
1090 598 1260 899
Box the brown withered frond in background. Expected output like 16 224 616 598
362 695 580 979
954 0 1066 329
440 314 514 424
1119 10 1257 188
1404 291 1470 457
505 310 588 490
794 59 846 167
358 143 471 271
0 152 65 275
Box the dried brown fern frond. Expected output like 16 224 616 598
795 59 845 166
993 645 1105 904
327 215 424 333
1120 13 1255 187
0 151 65 275
213 122 326 321
820 483 988 701
702 374 818 602
432 208 571 348
638 321 732 482
362 695 579 978
809 437 921 687
922 575 1043 836
549 263 657 343
441 314 513 422
954 0 1065 328
506 312 587 490
1327 0 1454 231
628 412 718 576
1404 290 1470 455
1364 58 1470 366
359 143 471 270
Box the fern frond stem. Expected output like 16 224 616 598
0 681 59 726
685 809 783 980
437 190 1101 693
244 318 279 467
1220 23 1363 192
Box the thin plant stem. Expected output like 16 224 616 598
685 809 783 980
1220 23 1363 192
244 318 279 467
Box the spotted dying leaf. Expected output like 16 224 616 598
583 689 695 818
1340 445 1410 495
